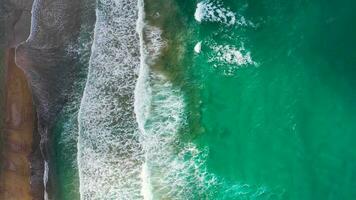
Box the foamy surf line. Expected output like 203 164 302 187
134 1 268 199
135 0 219 199
135 1 153 199
77 0 143 199
77 0 262 199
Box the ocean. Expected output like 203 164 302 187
53 0 356 199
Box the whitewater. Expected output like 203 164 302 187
77 0 143 199
78 0 258 199
77 0 214 198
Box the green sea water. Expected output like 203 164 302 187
51 3 95 198
51 0 356 199
144 0 356 199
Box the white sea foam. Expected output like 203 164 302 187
206 44 257 76
195 1 236 26
140 162 153 200
135 1 154 199
211 44 256 66
195 1 254 27
77 0 143 199
78 0 262 199
26 0 39 43
44 161 49 200
194 42 202 54
134 1 270 199
194 2 205 23
136 71 218 199
135 1 218 199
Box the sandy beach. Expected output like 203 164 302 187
0 48 35 200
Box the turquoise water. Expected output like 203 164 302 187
53 0 356 199
142 0 356 199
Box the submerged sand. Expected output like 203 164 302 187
0 49 35 200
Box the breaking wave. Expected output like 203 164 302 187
135 0 218 199
194 0 252 27
78 0 267 199
195 1 257 76
77 0 143 199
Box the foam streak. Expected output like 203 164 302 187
77 0 143 199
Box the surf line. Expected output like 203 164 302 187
135 0 154 199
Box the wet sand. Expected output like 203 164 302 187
0 49 35 200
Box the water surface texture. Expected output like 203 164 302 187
37 0 356 199
136 0 356 199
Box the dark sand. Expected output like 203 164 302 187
0 49 35 200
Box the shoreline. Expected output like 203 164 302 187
0 48 36 200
